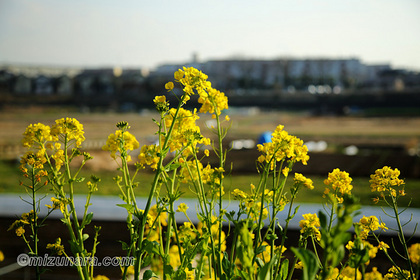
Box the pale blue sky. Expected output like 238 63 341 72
1 0 419 70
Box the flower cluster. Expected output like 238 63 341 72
357 215 388 239
51 117 85 147
257 124 309 169
22 123 53 148
102 129 139 161
299 213 321 241
174 67 212 98
163 108 210 154
293 173 314 190
408 243 420 265
46 197 66 212
197 87 229 117
323 168 353 203
370 166 405 198
384 266 415 280
137 144 160 170
46 238 65 255
8 210 35 236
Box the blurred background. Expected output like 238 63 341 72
1 0 420 278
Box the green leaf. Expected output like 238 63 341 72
118 240 130 251
318 211 327 229
222 252 235 279
142 240 161 255
291 247 319 280
81 212 94 228
116 203 135 213
276 259 289 280
142 269 158 280
74 177 85 183
68 240 79 255
164 163 181 172
82 233 89 241
257 255 277 280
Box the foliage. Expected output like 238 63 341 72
8 67 419 280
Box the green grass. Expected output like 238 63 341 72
1 160 419 208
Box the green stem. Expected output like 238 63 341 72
135 95 185 279
391 196 415 280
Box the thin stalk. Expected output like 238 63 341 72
391 196 415 280
135 96 185 279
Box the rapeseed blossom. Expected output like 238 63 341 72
197 87 229 117
46 197 66 212
102 129 139 161
20 150 47 173
293 173 314 190
8 210 35 237
176 203 189 214
408 243 420 265
22 123 52 148
357 215 388 239
257 125 309 170
365 267 383 280
153 95 169 112
138 144 160 170
299 213 321 241
174 67 212 97
384 266 414 280
164 108 210 154
46 238 65 255
370 166 405 198
323 168 353 203
346 240 378 262
51 118 85 147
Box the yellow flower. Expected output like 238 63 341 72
102 129 139 160
408 243 420 264
51 118 85 147
293 173 314 190
225 115 230 121
174 69 184 81
323 168 353 203
8 217 30 237
153 95 169 112
46 238 65 255
198 87 229 116
20 150 47 172
357 216 387 240
185 267 194 280
370 166 405 198
93 275 110 280
378 241 390 251
165 81 174 91
257 125 309 170
299 213 321 241
46 197 66 211
365 267 383 280
163 108 210 154
384 266 414 280
0 250 4 262
231 188 248 200
149 205 167 227
22 123 53 148
138 144 160 170
295 261 303 269
176 203 189 213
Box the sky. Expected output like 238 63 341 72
1 0 420 71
